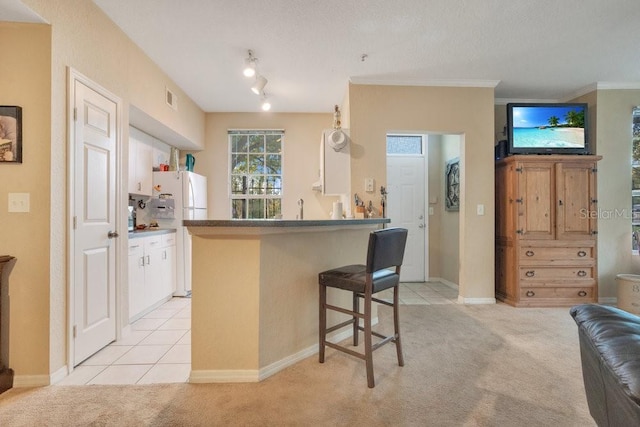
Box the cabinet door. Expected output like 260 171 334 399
128 127 153 196
128 243 146 319
144 236 164 306
495 162 516 240
517 162 555 240
161 245 176 297
556 162 597 240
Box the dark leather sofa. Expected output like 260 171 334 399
570 304 640 426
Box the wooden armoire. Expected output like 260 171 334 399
495 155 602 307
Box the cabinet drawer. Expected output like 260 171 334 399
144 235 162 251
162 233 176 247
519 246 594 261
519 266 593 280
520 286 594 300
128 241 144 255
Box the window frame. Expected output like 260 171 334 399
228 129 284 219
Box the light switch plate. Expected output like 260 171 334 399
477 204 485 216
8 193 30 213
365 178 375 192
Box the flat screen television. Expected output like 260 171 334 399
507 103 589 155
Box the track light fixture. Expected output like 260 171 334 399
261 93 271 111
243 49 273 111
251 75 268 95
243 50 257 77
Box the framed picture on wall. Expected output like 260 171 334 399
0 106 22 163
445 157 460 211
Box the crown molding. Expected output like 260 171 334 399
349 77 500 88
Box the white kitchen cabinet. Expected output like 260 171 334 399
128 231 177 321
128 127 154 196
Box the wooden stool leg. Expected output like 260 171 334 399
319 284 326 363
393 284 404 366
364 290 375 388
352 292 359 346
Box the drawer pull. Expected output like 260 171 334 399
525 270 535 277
577 250 587 257
526 290 535 297
578 290 587 297
577 270 587 277
525 250 535 257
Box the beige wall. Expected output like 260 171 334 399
11 0 205 381
348 84 495 301
200 113 334 220
592 89 640 297
0 23 52 378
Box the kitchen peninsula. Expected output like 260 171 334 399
184 218 389 383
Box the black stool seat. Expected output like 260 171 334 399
318 227 408 388
319 265 399 293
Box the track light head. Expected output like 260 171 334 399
251 75 267 95
243 50 257 77
261 94 271 111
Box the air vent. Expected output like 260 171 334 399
166 87 178 110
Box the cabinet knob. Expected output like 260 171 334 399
526 290 535 297
577 250 587 257
525 250 534 257
577 270 587 277
525 270 535 277
578 290 587 297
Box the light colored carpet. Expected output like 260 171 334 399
0 303 595 426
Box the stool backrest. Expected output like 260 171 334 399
365 227 408 274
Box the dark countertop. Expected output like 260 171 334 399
183 218 389 228
128 228 176 239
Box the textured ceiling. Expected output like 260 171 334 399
10 1 640 113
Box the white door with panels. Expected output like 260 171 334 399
71 76 119 365
387 155 427 282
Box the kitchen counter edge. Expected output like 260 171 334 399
183 218 390 228
128 228 177 239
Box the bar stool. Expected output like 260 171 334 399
318 227 408 388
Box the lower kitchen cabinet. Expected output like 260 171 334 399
128 231 176 321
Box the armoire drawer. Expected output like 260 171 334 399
520 286 594 300
519 266 593 280
519 246 594 261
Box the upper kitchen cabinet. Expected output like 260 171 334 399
128 126 154 196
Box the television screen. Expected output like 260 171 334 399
507 103 589 155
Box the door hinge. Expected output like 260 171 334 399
592 167 598 173
73 216 77 229
73 325 77 338
73 107 77 121
515 198 523 204
515 167 523 173
516 229 523 234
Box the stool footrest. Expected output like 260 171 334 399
325 303 364 319
325 341 366 360
326 318 355 334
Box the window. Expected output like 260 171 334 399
386 134 423 155
229 130 283 219
632 108 640 252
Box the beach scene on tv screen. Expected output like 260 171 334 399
512 106 585 148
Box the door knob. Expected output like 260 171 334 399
108 231 119 239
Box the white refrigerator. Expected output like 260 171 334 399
153 171 207 296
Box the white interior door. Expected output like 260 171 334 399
72 78 118 365
387 155 427 282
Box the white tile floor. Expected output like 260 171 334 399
56 281 457 386
57 297 191 386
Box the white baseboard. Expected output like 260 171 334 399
49 365 68 385
13 374 51 388
599 296 617 305
189 317 378 384
457 296 497 305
